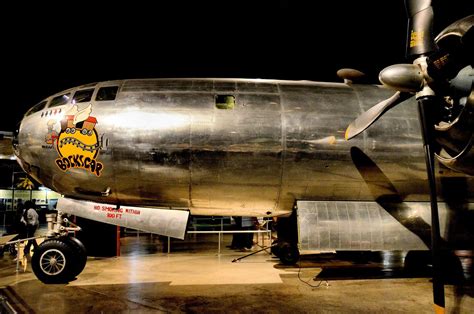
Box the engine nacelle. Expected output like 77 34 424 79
432 16 473 175
435 90 473 175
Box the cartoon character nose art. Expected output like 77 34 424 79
48 104 104 176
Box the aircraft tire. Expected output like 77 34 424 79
271 240 280 257
62 236 87 278
404 250 430 274
278 242 300 265
31 238 78 284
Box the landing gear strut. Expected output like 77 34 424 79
274 210 300 265
31 211 87 284
276 241 300 265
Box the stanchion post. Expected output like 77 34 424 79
15 242 20 272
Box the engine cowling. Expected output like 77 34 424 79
430 16 473 175
435 89 473 175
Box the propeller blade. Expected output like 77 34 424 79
449 65 473 95
435 15 474 49
417 96 445 313
345 91 411 140
405 0 436 57
428 15 474 83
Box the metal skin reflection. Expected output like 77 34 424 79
14 79 473 219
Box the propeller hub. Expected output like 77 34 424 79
379 64 424 92
413 56 436 98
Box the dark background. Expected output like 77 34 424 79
2 0 472 131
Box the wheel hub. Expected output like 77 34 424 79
49 257 57 266
40 249 66 275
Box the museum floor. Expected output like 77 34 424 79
1 234 473 313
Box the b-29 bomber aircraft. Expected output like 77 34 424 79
10 1 474 312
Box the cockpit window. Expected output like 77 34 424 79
25 100 47 116
72 89 94 104
96 86 118 101
49 93 71 108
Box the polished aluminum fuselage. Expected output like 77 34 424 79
16 78 473 216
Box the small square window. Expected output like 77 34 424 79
215 95 235 109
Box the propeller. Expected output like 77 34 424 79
346 1 473 312
345 14 473 141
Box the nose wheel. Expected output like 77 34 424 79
31 237 87 284
39 248 66 275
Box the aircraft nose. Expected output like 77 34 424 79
12 119 28 168
11 118 40 181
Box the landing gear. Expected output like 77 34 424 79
274 210 300 265
276 241 300 265
404 250 431 274
32 238 80 283
31 211 86 284
64 236 87 278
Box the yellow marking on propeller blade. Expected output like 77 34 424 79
434 304 445 314
410 30 424 48
344 126 351 140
